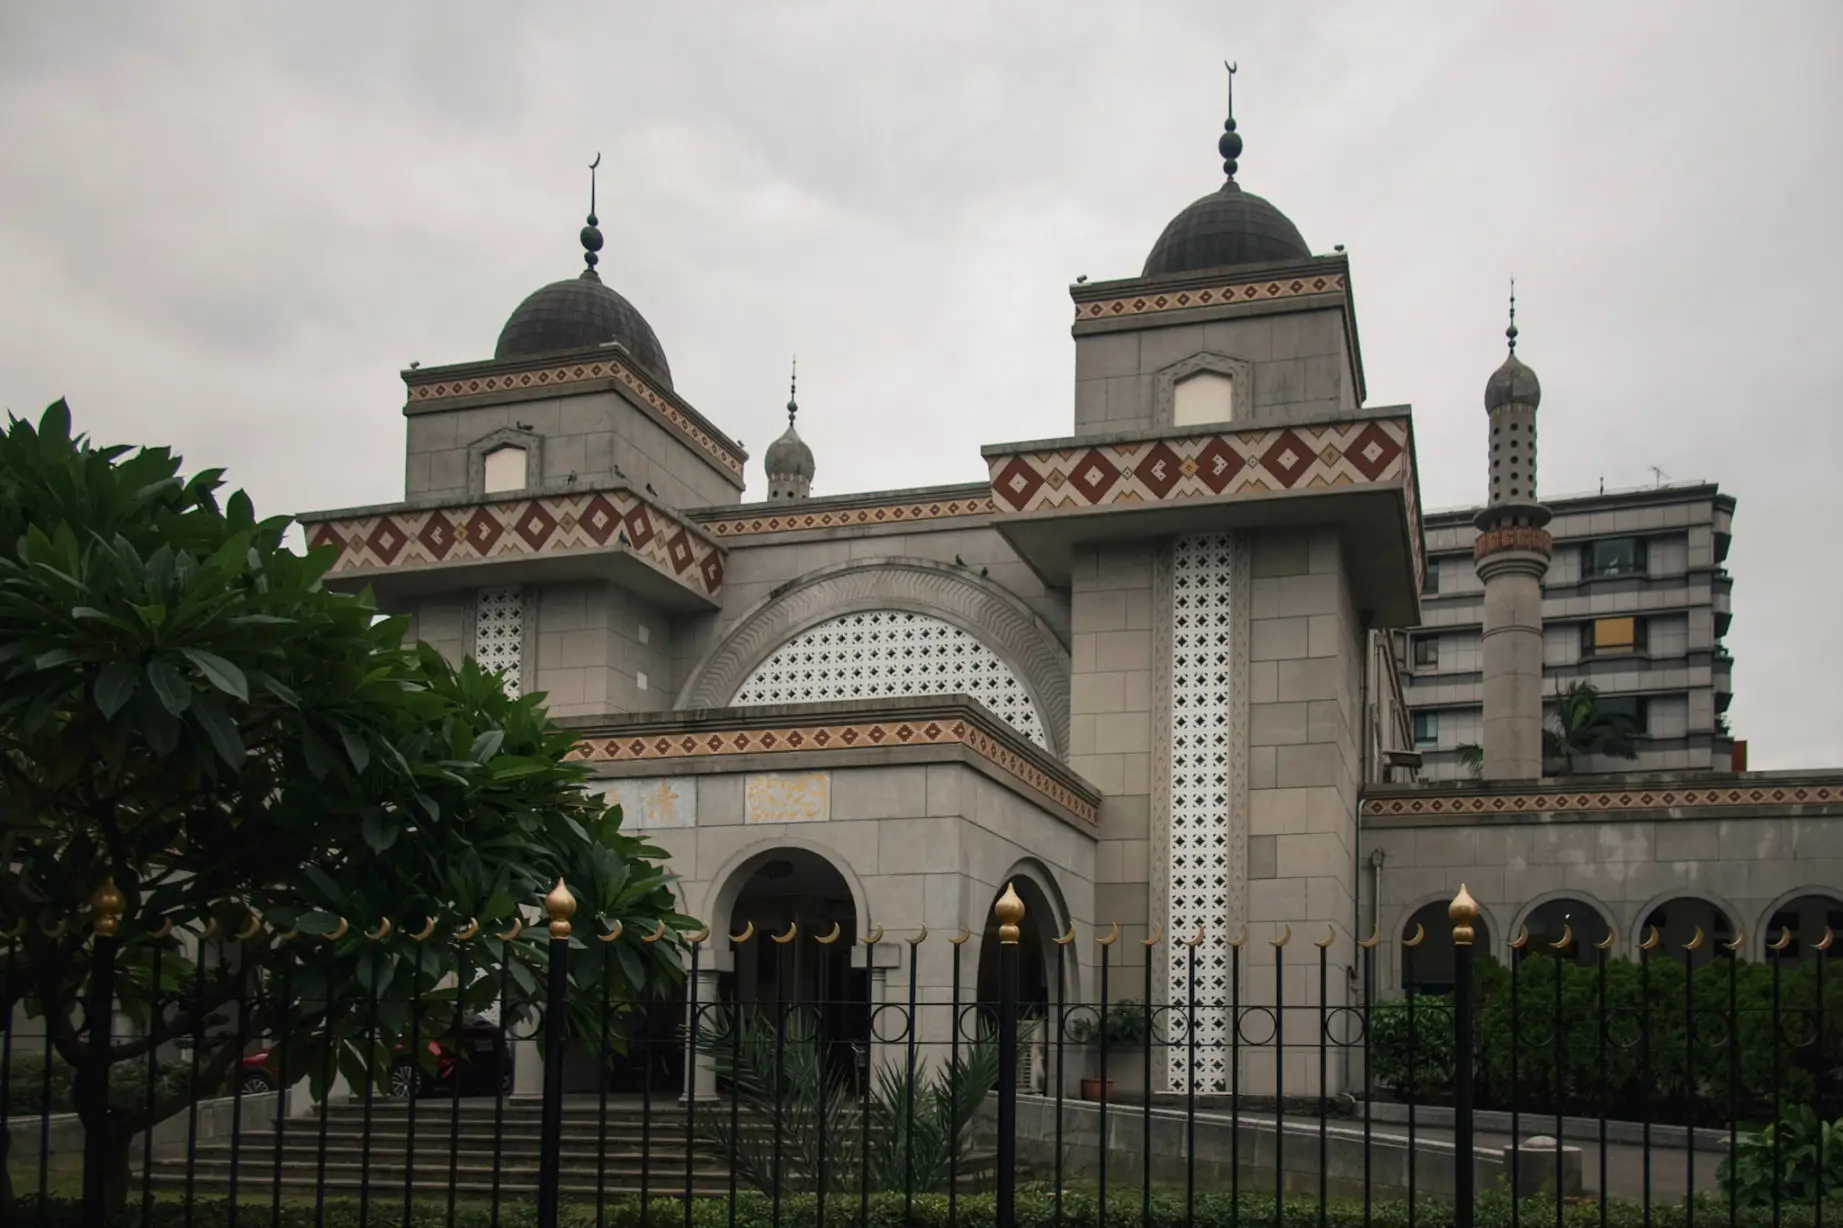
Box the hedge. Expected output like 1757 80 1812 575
1370 953 1843 1121
3 1051 193 1116
19 1190 1842 1228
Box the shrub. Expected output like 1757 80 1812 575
1066 999 1151 1046
4 1051 192 1116
1718 1108 1843 1208
1365 995 1454 1097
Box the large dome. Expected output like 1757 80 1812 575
1142 182 1310 278
495 270 673 389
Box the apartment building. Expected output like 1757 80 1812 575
1404 482 1736 779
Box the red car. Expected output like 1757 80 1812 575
237 1017 512 1098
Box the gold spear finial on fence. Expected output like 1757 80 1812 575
545 878 576 939
995 881 1025 945
1449 884 1479 946
90 879 126 940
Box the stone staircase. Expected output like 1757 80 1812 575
149 1097 735 1200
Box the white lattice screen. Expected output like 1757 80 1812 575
1167 534 1234 1091
474 587 523 698
732 611 1046 748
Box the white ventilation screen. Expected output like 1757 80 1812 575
1167 533 1234 1092
732 611 1045 747
475 587 523 698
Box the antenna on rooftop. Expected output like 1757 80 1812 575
1649 465 1670 488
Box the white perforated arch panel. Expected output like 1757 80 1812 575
731 610 1047 748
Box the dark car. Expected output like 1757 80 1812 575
237 1015 512 1099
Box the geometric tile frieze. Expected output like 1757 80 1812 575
305 489 724 601
407 358 744 480
697 494 997 539
1075 271 1347 322
566 716 1098 826
1359 782 1843 819
987 418 1413 516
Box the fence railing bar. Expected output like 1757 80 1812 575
1097 932 1110 1228
401 934 428 1228
446 947 466 1228
489 946 511 1228
1141 940 1153 1221
684 938 701 1228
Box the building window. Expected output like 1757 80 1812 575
1582 616 1640 656
1421 563 1439 596
482 445 528 495
1595 694 1645 733
1172 371 1236 427
1413 636 1439 668
1412 711 1438 748
1582 537 1647 579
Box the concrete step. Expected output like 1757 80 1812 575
182 1142 724 1169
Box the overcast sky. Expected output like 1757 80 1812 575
2 3 1838 767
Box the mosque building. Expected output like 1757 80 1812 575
299 84 1843 1096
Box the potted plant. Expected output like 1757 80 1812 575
1066 999 1152 1100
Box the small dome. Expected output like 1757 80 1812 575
765 420 814 481
1485 353 1541 412
495 271 673 389
1143 182 1310 278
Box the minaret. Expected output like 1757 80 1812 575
764 358 815 501
1475 286 1552 779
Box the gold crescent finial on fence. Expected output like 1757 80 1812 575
1359 927 1381 949
454 918 481 942
1550 924 1573 952
278 930 298 943
233 913 261 942
1184 925 1205 948
495 918 523 943
728 921 754 944
1 918 24 940
863 925 884 945
1509 925 1530 950
149 918 176 941
906 925 929 945
1097 922 1120 947
1316 924 1337 949
1817 927 1835 953
194 917 218 941
1723 930 1746 952
950 926 973 946
1595 929 1616 951
545 879 576 940
1054 926 1076 945
1640 926 1661 951
365 918 393 941
1143 924 1163 949
322 917 347 943
1228 924 1249 949
1684 926 1705 952
409 917 438 943
43 918 68 939
642 921 667 943
599 921 625 944
816 922 843 945
686 926 711 945
1271 924 1292 949
1768 927 1793 952
1402 923 1426 948
771 922 798 945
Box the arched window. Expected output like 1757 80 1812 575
1642 898 1734 970
482 445 528 495
732 611 1047 747
1522 897 1609 967
1400 900 1492 995
1765 893 1843 963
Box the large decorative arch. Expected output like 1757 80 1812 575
677 558 1071 756
1756 885 1843 961
695 836 875 968
1629 889 1741 969
1509 890 1617 960
1390 890 1508 993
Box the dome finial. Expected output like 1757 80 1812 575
1219 61 1243 184
787 355 798 425
1506 276 1518 355
580 152 604 277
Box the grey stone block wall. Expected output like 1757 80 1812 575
404 386 739 512
1073 309 1358 435
531 581 676 717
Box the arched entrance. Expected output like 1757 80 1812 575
973 873 1069 1095
1640 896 1734 970
1400 900 1493 994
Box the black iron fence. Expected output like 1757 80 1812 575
4 882 1839 1227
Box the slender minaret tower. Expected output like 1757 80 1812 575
764 358 815 501
1475 286 1552 779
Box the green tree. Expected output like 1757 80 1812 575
1543 681 1640 774
0 402 692 1213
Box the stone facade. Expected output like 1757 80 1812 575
295 127 1842 1100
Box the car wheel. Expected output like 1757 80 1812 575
389 1064 423 1099
241 1071 275 1095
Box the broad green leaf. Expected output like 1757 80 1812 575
191 695 246 766
34 647 80 669
360 810 400 853
470 729 505 762
94 662 138 719
339 724 371 774
145 659 192 715
180 647 249 701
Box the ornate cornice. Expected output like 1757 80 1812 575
304 487 725 600
1361 779 1843 821
404 354 745 482
566 702 1099 826
676 558 1071 757
1473 526 1553 561
1072 270 1347 324
695 492 995 539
